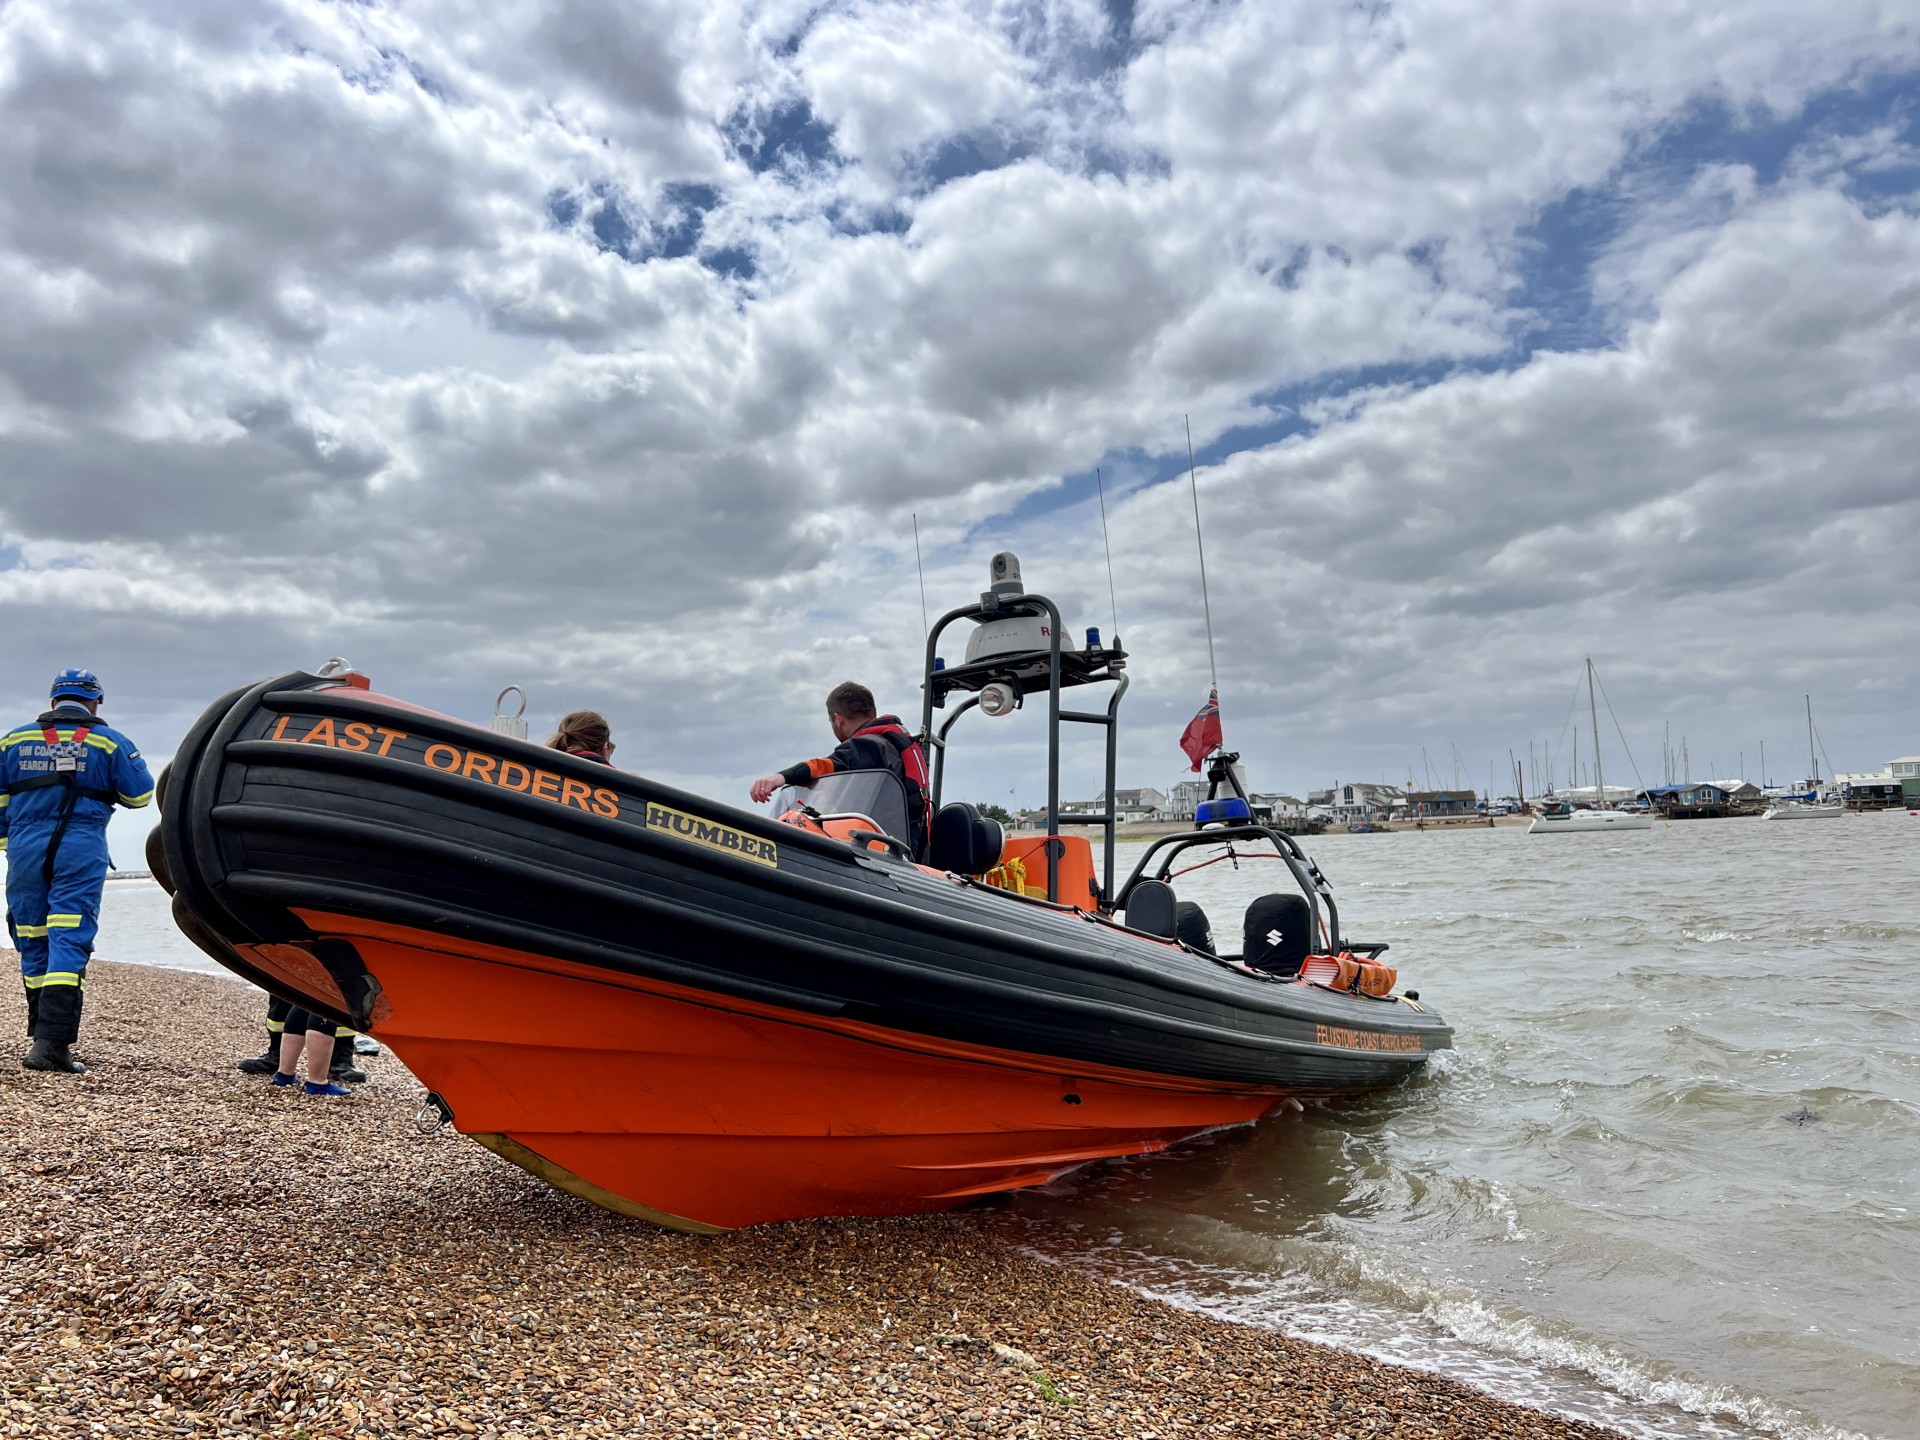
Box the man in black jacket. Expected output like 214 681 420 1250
750 682 931 860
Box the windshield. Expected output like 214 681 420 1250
766 769 912 844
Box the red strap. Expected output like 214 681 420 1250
41 725 90 747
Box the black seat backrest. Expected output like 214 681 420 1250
1125 878 1178 938
1244 893 1313 976
929 802 1003 876
1174 900 1215 954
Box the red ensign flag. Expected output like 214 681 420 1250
1179 688 1222 771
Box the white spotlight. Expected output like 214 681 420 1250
979 681 1020 718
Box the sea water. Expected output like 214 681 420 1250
92 875 238 979
75 819 1920 1439
995 815 1920 1440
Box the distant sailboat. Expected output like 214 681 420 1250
1763 695 1843 820
1530 659 1653 835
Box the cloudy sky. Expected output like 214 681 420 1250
4 0 1919 861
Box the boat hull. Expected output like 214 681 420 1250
1528 811 1654 833
237 909 1286 1230
1760 805 1844 819
160 673 1451 1229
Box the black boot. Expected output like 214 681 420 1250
329 1030 368 1084
27 987 85 1073
240 998 293 1074
239 998 290 1074
22 1035 85 1074
236 1032 281 1076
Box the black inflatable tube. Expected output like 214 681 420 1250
163 674 1446 1090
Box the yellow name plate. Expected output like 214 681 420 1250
643 802 779 867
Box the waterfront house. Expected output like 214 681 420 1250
1323 781 1405 824
1167 767 1249 818
1399 789 1479 818
1638 783 1730 819
1889 757 1920 806
1167 779 1208 817
1249 792 1305 822
1835 772 1902 810
1098 787 1170 823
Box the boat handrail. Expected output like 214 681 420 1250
920 579 1128 907
1115 823 1341 953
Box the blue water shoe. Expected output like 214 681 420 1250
303 1081 352 1098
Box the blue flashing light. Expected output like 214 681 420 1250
933 657 945 671
1195 797 1252 827
1085 627 1101 650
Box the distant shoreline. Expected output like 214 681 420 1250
1021 816 1528 840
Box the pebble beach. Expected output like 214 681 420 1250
1 958 1619 1440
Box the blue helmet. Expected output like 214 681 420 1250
50 667 104 704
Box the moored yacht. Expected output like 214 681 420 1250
1528 801 1654 833
1528 659 1652 835
1761 797 1843 819
1763 698 1843 819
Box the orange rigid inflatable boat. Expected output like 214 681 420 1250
157 555 1450 1231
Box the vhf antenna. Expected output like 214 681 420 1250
1185 415 1219 696
1095 467 1120 643
911 512 930 640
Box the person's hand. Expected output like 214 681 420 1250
750 774 785 804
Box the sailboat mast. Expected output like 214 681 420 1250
1806 694 1818 787
1587 658 1605 807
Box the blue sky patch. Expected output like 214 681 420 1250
703 245 757 281
589 188 638 258
919 130 1032 190
548 181 732 268
1507 73 1920 360
727 100 838 174
829 203 912 237
653 182 721 261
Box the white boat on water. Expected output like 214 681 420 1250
1762 801 1843 820
1529 658 1652 836
1762 697 1843 819
1529 806 1654 833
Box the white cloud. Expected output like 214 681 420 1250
1 0 1917 847
799 1 1035 174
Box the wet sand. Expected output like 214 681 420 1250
0 958 1617 1439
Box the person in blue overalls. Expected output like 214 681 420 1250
1 669 154 1074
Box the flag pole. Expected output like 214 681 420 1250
1184 414 1220 701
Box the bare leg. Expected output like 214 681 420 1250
276 1032 305 1080
302 1030 336 1082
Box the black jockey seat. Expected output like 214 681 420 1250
1174 900 1216 955
929 802 1003 876
1243 892 1313 976
1124 879 1178 938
